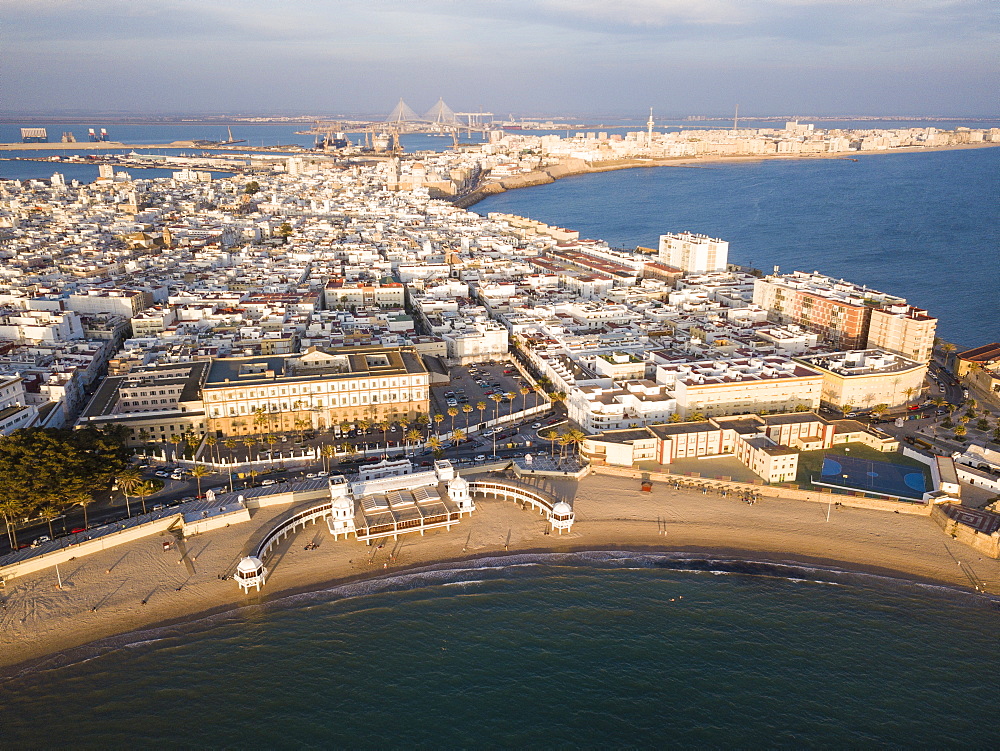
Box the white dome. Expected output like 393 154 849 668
449 474 469 489
552 501 573 515
236 556 264 575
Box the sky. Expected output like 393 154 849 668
1 0 997 117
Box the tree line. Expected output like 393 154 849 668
0 426 130 548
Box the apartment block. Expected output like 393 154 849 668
658 232 729 273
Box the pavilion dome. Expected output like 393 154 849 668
236 556 264 576
552 501 572 516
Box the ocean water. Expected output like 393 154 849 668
2 553 998 747
476 147 1000 346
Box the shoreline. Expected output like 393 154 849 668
453 141 1000 208
3 472 998 678
4 543 989 683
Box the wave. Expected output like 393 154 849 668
3 549 996 683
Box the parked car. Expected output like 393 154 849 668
31 536 51 548
475 455 486 461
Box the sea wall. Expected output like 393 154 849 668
930 504 1000 560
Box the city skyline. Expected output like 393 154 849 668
1 0 998 116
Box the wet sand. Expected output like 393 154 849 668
2 472 998 675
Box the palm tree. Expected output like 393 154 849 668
253 407 268 435
476 400 487 426
520 385 531 409
375 421 389 448
452 428 466 446
320 443 336 473
358 419 371 435
0 499 24 548
490 393 502 421
668 413 683 423
543 428 560 458
405 428 421 455
840 403 854 418
265 434 279 467
136 480 157 514
427 435 443 457
537 376 552 393
690 412 707 422
116 468 142 518
871 404 889 419
562 428 586 461
339 419 353 436
447 406 459 431
190 464 211 498
433 413 445 435
550 391 567 411
168 434 182 461
185 432 200 459
248 469 259 486
224 438 237 463
557 432 571 463
241 435 257 463
344 443 359 461
38 505 59 539
205 434 218 465
77 496 94 530
415 413 429 428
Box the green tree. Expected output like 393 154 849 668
320 443 336 473
168 434 182 461
405 428 421 455
244 181 261 195
136 479 160 514
116 467 143 518
433 413 445 434
462 403 473 427
277 222 293 243
543 428 560 458
0 499 24 548
426 435 443 458
0 426 129 526
476 401 487 425
38 504 59 540
190 464 212 498
447 407 459 431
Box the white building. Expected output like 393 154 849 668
658 232 729 273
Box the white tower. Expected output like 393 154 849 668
549 501 575 535
235 556 268 593
647 107 654 143
327 474 356 539
448 473 474 516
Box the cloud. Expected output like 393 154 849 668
0 0 996 114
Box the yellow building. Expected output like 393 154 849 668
202 345 430 436
795 349 926 410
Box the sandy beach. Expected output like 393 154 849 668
2 471 998 675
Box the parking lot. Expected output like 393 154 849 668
429 359 540 431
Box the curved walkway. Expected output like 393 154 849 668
253 501 333 561
468 479 561 517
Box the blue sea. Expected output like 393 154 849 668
477 146 1000 347
2 552 999 747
